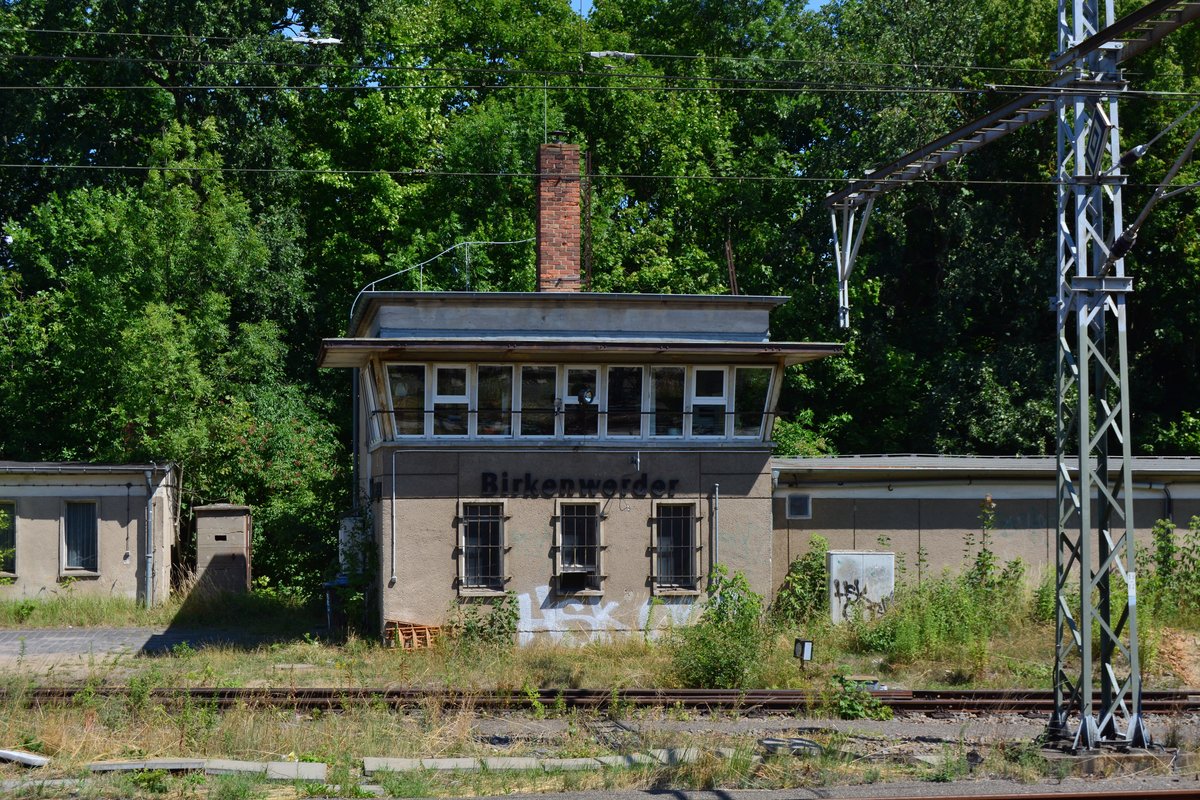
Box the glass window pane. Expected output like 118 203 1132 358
694 369 725 398
521 366 557 436
606 367 642 437
389 365 426 436
0 502 14 574
565 368 598 437
692 405 725 437
734 368 772 437
477 366 513 436
66 502 97 571
652 367 684 437
560 504 599 591
437 367 467 397
434 404 468 435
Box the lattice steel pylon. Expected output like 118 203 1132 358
827 0 1200 750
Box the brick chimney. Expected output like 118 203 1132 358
536 142 582 292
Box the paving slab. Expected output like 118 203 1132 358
647 748 701 765
420 757 481 771
204 759 267 775
362 756 422 774
596 754 657 768
482 756 543 771
265 761 327 781
544 757 602 771
89 760 148 772
0 748 49 768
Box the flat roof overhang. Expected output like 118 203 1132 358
318 338 843 369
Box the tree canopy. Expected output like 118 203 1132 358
1 0 1197 592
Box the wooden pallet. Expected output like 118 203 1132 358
384 620 441 650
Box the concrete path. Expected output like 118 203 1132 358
0 627 270 664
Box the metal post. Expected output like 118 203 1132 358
1050 0 1149 749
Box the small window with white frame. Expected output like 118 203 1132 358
690 368 728 437
554 501 603 594
0 500 15 575
432 365 470 436
651 502 701 594
63 500 98 573
786 493 812 520
458 502 508 593
563 366 599 437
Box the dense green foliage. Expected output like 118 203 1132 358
671 566 770 688
1 0 1198 593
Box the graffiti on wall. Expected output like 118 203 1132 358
827 551 895 623
516 585 697 644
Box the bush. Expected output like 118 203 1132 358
671 567 769 689
771 535 829 626
446 591 519 651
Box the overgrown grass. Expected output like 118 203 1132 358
0 576 320 634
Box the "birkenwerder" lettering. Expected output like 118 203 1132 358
480 472 679 499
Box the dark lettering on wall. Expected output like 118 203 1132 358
480 472 679 499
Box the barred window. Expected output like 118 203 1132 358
653 504 700 592
459 503 506 592
556 503 602 593
65 501 98 572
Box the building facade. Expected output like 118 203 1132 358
319 142 841 641
0 462 177 605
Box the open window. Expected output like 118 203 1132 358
63 500 98 573
554 502 603 594
651 502 701 594
458 502 508 594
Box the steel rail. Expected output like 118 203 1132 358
7 686 1199 713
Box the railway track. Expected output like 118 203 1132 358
6 686 1200 714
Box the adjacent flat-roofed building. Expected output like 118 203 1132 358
318 142 841 641
0 462 177 605
771 454 1200 586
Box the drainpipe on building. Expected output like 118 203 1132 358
144 468 155 607
712 483 720 572
389 449 399 586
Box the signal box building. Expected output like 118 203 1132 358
319 142 841 641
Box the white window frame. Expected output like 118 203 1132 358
562 365 601 439
731 365 775 440
688 367 730 439
386 363 429 438
431 364 471 438
786 493 813 520
0 499 16 577
61 499 100 576
603 365 646 439
456 499 510 596
650 499 702 595
517 364 560 439
552 499 605 596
